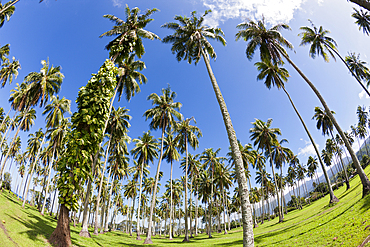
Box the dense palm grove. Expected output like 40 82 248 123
0 1 370 247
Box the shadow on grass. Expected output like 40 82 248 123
6 207 56 245
360 194 370 212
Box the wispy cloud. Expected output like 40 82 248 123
359 90 370 99
112 0 123 8
200 0 318 27
298 142 319 157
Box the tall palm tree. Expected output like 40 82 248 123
162 131 179 240
174 117 201 242
100 5 160 63
143 85 182 244
250 118 284 222
313 106 350 190
251 150 266 223
162 11 254 246
254 59 337 203
352 8 370 35
299 20 370 97
236 18 370 197
200 148 224 238
131 130 158 240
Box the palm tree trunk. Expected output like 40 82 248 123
104 177 114 232
222 187 228 234
136 161 145 240
349 0 370 11
195 188 199 236
49 204 72 247
183 134 189 242
269 155 282 222
169 160 173 240
189 175 194 238
93 138 111 235
282 86 338 202
201 49 254 247
330 130 350 190
22 134 46 208
282 53 370 197
41 148 56 215
143 124 165 244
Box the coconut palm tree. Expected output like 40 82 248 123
352 8 370 35
254 59 337 203
174 117 201 241
100 5 160 63
299 20 370 97
345 52 370 85
250 118 284 222
0 57 20 87
313 106 350 190
143 85 182 244
162 11 254 246
162 131 179 240
131 130 158 240
236 18 369 196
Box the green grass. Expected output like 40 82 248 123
1 166 370 246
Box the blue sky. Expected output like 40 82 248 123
1 0 370 210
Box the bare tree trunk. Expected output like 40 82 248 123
49 204 72 247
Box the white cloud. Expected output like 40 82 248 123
112 0 123 8
298 143 319 156
200 0 320 27
359 90 370 99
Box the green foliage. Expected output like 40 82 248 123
2 172 11 190
361 154 370 169
56 60 118 211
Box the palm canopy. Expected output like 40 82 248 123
312 106 335 136
255 60 289 89
131 130 159 166
24 59 64 108
0 57 21 87
106 107 131 138
271 139 293 169
298 20 337 62
352 8 370 35
235 18 292 64
0 1 15 28
250 118 281 152
144 85 182 132
42 95 71 129
162 10 226 65
100 5 160 62
174 117 202 153
345 52 370 84
116 54 147 102
162 131 180 164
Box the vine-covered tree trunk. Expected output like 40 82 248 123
49 204 72 247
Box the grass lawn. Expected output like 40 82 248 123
0 166 370 246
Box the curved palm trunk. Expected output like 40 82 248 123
201 49 254 246
325 42 370 97
22 134 46 208
136 162 145 240
41 148 56 215
282 53 370 197
349 0 370 11
183 134 189 242
282 86 338 202
143 125 165 244
93 138 111 235
330 130 350 190
269 152 282 222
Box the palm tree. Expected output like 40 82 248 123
254 59 337 203
174 117 202 242
162 131 179 240
352 8 370 35
197 170 212 236
143 85 182 244
100 5 160 63
200 148 224 238
162 11 254 246
345 52 370 85
0 57 20 87
313 106 350 190
131 130 158 240
348 0 370 11
250 118 284 222
299 20 370 97
251 150 266 223
236 18 370 197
